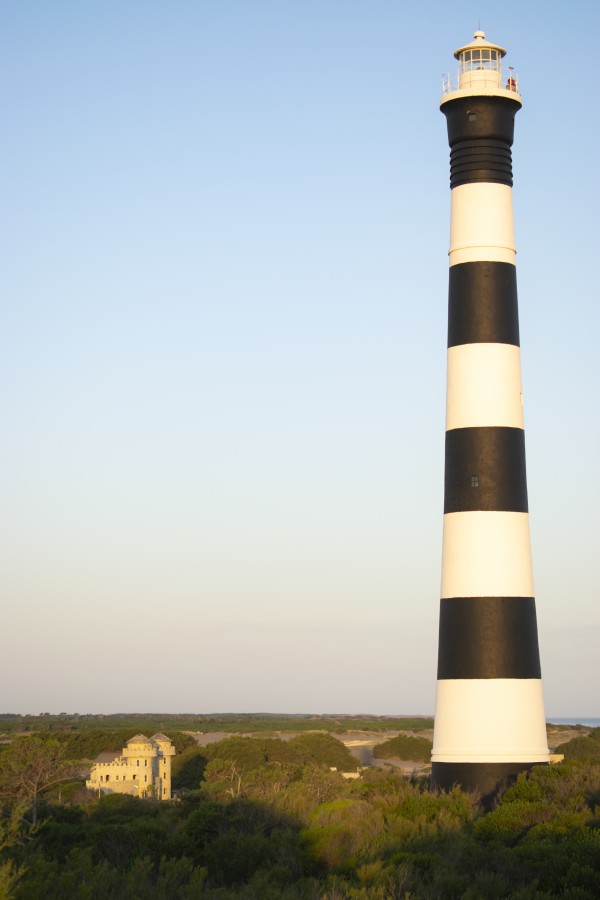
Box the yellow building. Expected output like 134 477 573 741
86 733 176 799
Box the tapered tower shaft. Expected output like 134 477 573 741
431 32 549 804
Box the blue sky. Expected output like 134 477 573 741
1 1 598 716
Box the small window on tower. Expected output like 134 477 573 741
471 475 479 488
468 112 477 122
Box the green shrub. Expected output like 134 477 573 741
372 734 432 762
203 733 355 774
474 800 555 842
172 748 208 790
562 729 600 761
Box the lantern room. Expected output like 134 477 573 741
442 30 520 99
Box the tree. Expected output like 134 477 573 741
0 807 25 899
202 759 244 798
0 738 77 826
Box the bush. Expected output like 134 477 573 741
172 749 208 790
562 729 600 761
288 733 356 770
474 800 555 842
203 733 356 774
372 734 432 762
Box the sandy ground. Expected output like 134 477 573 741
546 726 587 751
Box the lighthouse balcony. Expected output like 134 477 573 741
442 66 520 100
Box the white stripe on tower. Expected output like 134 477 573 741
449 183 516 266
431 31 549 805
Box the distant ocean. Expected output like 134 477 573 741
547 718 600 728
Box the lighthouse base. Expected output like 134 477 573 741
431 760 549 809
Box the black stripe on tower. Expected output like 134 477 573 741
444 427 528 513
448 262 520 347
431 762 539 810
444 95 521 188
437 597 541 679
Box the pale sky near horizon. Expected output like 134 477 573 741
1 1 598 717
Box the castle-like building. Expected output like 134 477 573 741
86 733 176 799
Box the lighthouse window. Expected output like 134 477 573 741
461 48 500 73
471 475 479 488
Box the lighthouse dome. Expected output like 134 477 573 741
454 30 506 61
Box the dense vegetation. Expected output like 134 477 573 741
0 713 434 737
172 734 357 791
23 729 197 760
372 734 433 763
1 729 600 897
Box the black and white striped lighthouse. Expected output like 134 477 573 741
431 31 550 803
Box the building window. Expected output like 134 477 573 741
144 759 147 767
163 787 166 795
133 775 137 780
136 760 140 767
144 775 147 783
471 475 479 488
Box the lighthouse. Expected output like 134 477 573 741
431 32 550 803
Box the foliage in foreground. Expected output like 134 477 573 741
1 745 600 898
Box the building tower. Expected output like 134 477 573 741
151 732 176 800
431 32 550 803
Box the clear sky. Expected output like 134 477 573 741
1 1 598 717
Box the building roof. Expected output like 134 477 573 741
126 734 153 744
150 732 172 742
93 751 121 764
